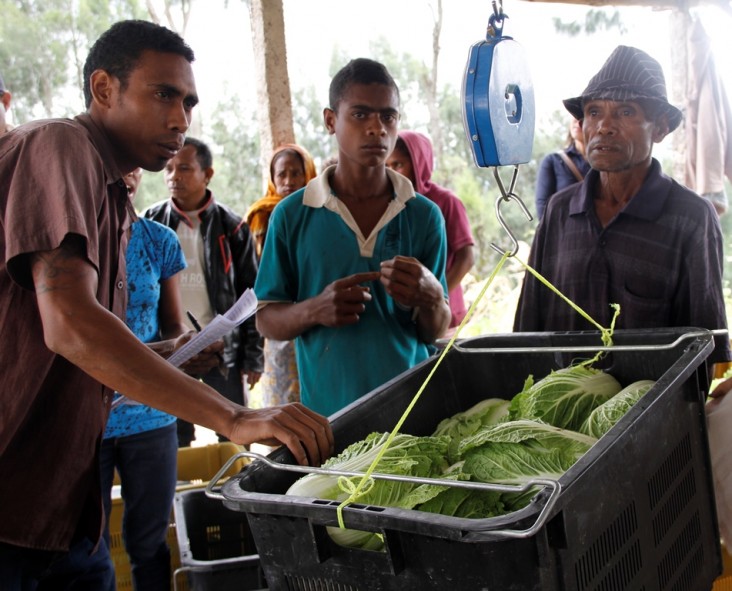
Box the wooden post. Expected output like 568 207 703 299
248 0 295 193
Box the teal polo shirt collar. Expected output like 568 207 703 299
303 168 416 257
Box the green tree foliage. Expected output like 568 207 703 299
553 9 627 37
291 84 338 170
206 93 261 213
132 169 166 213
1 0 72 120
0 0 145 121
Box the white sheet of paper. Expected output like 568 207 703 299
167 289 258 368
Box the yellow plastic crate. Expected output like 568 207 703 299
175 442 248 487
714 545 732 591
108 501 181 591
109 442 249 591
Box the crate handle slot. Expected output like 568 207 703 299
453 329 720 354
173 558 261 591
207 451 562 540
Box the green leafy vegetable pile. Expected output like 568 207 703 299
285 365 655 549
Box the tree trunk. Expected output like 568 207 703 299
249 0 295 193
428 0 444 164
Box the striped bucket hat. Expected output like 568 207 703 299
563 45 682 132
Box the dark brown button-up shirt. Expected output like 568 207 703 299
0 114 131 550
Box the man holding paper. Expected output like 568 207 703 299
145 137 264 446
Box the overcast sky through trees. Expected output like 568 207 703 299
180 0 731 139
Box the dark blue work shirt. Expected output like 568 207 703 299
515 159 731 363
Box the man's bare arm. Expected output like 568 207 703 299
31 236 333 465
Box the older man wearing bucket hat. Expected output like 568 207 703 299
514 46 731 366
0 71 12 136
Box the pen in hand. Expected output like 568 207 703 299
186 310 227 370
186 310 203 332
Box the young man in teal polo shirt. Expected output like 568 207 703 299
255 58 451 416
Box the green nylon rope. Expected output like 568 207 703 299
513 256 620 366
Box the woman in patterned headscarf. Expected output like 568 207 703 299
246 144 317 405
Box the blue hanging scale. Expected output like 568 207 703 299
462 0 534 255
463 0 534 167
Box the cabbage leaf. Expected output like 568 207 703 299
432 398 510 463
416 462 505 519
580 379 655 438
286 431 450 507
458 420 597 511
508 365 621 431
458 419 597 458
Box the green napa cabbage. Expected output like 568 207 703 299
465 443 575 511
465 442 576 485
458 419 598 458
432 398 510 463
508 365 622 431
286 431 449 505
417 485 506 519
580 379 655 438
285 431 450 550
283 366 649 530
421 420 598 518
458 420 597 511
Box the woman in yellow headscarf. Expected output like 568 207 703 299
246 144 317 405
247 144 317 258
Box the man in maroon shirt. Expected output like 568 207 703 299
0 19 332 589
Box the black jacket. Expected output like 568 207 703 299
144 192 263 373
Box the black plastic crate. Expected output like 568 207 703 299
221 328 722 591
173 488 267 591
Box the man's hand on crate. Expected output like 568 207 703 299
228 403 334 466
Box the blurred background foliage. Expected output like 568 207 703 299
1 0 729 336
